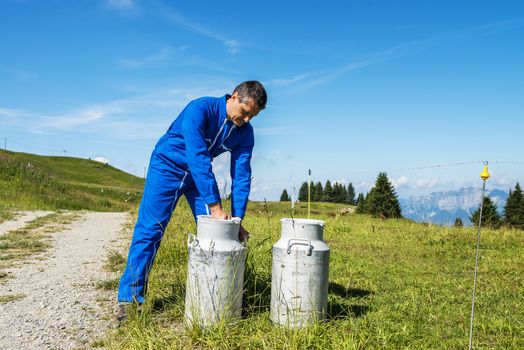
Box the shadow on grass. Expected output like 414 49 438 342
329 282 373 298
150 283 186 312
328 282 373 319
328 300 371 319
242 269 374 320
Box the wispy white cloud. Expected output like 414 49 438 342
0 107 20 117
152 1 245 54
94 156 110 164
0 81 233 140
270 17 524 92
415 178 439 188
117 47 173 69
392 175 409 188
355 181 373 194
224 40 241 55
267 73 316 87
28 129 57 135
267 52 390 93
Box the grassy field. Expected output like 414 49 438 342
106 201 524 349
0 149 144 211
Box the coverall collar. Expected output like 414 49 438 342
222 94 231 124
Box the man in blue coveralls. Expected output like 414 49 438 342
117 81 267 317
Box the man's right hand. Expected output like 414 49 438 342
209 203 230 220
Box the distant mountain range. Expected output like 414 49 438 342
399 187 508 226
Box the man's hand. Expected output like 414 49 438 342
239 225 250 242
209 203 230 220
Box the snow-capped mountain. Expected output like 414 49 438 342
399 187 508 226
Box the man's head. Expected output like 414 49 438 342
226 80 267 127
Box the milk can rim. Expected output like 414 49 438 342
280 218 325 226
197 215 242 224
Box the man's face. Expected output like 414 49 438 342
227 93 260 127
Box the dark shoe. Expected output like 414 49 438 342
116 304 128 322
117 302 142 322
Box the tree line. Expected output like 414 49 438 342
463 182 524 230
281 172 403 219
280 180 356 204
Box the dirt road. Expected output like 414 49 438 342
0 211 129 350
0 211 54 237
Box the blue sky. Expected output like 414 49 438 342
1 0 523 200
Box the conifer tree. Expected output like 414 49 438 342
332 182 342 203
355 193 366 213
504 183 524 229
313 181 323 202
366 172 402 218
332 183 339 203
453 218 463 227
298 182 308 202
323 180 333 202
470 196 502 229
310 182 317 201
280 189 290 202
339 183 348 204
347 183 355 205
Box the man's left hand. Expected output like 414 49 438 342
239 225 250 242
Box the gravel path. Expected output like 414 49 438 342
0 211 54 237
0 211 129 350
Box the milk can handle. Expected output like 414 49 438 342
287 238 313 256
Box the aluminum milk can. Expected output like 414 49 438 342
185 215 246 327
270 218 330 328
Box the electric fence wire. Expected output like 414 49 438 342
340 160 485 175
4 136 524 174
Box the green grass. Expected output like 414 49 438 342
0 149 144 211
97 277 121 291
106 201 524 349
0 210 17 224
0 293 26 303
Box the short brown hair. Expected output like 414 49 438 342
233 81 267 110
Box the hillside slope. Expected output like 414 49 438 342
0 149 144 211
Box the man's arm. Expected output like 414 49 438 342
230 127 254 219
181 102 223 214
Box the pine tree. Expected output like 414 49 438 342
298 182 308 202
355 193 366 213
470 196 502 229
280 189 290 202
347 183 355 205
313 181 323 202
332 182 343 203
504 183 524 229
323 180 333 202
366 172 402 218
453 218 463 227
332 183 339 203
339 184 348 204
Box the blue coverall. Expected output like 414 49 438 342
118 95 254 303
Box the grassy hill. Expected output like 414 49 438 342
0 149 144 211
106 201 523 349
